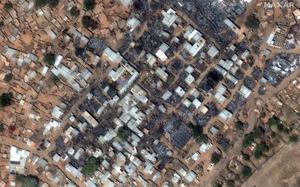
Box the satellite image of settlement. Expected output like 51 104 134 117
1 0 300 186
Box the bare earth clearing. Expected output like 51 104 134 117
243 142 300 187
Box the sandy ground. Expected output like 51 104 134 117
242 142 300 187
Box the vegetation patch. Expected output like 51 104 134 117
82 157 101 176
242 152 250 161
117 126 132 140
192 125 208 144
242 127 264 148
253 143 269 159
49 0 59 7
289 134 299 143
4 73 13 82
16 174 39 187
268 116 281 127
35 0 59 8
0 123 5 132
35 0 49 7
82 16 98 30
242 132 255 148
44 53 56 66
70 6 80 17
0 92 13 108
4 1 13 11
235 120 245 131
84 0 96 10
211 152 222 164
241 166 252 178
245 14 260 30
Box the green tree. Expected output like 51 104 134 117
82 16 98 30
4 73 13 82
44 53 56 66
241 166 252 178
245 14 260 30
211 152 221 164
4 2 13 11
84 0 96 10
0 92 13 108
242 153 250 161
49 0 59 7
289 134 299 143
254 143 268 159
192 125 208 144
242 132 254 148
70 6 80 17
82 157 101 176
268 116 280 127
15 174 39 187
35 0 48 7
117 126 131 140
35 0 59 8
0 123 5 132
235 120 244 130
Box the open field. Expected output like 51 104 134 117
243 142 300 187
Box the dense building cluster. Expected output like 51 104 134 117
0 0 300 187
